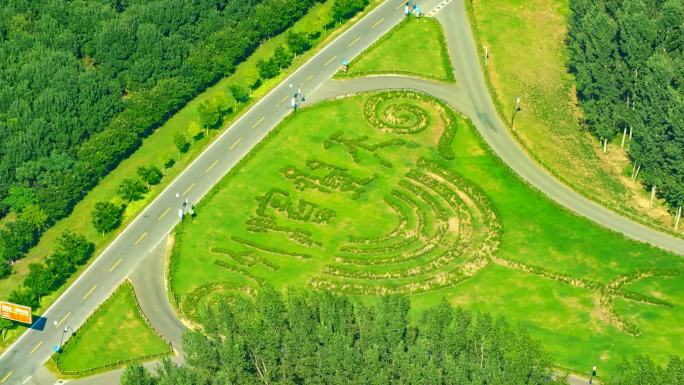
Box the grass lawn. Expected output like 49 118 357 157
467 0 680 234
54 282 170 374
343 17 453 81
171 91 684 375
0 0 382 352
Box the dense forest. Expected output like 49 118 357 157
567 0 684 214
121 288 564 385
0 0 369 279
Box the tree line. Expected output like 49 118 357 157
121 288 564 385
0 0 369 279
567 0 684 216
0 231 93 336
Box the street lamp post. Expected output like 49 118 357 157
589 365 597 384
511 96 521 131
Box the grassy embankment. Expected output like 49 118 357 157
0 0 382 351
52 282 170 376
467 0 681 235
171 91 684 374
342 17 454 81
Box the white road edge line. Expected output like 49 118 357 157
0 0 392 362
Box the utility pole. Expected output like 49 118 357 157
589 366 597 384
511 96 521 131
483 46 489 67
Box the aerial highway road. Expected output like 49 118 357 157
0 1 445 383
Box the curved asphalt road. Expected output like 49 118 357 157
1 1 682 384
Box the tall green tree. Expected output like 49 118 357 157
91 201 123 235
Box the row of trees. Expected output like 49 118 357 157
0 0 332 279
609 356 683 385
0 231 93 336
567 0 684 213
121 288 564 385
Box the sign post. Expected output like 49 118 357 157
0 301 32 324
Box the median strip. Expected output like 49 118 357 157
83 284 98 300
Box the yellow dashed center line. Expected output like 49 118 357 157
56 312 71 327
109 258 122 272
324 55 337 66
229 138 242 151
252 116 265 128
158 207 171 221
205 160 219 173
1 371 12 384
395 1 405 9
280 95 288 103
30 341 43 354
372 18 385 29
182 183 195 197
83 284 97 300
134 232 148 246
305 74 314 82
348 36 361 47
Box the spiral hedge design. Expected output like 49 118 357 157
311 158 501 295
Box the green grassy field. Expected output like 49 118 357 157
53 282 170 374
0 0 383 351
344 17 453 81
467 0 679 233
171 91 684 374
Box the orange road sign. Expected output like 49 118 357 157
0 301 32 324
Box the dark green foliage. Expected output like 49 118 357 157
163 158 176 169
8 286 39 309
127 289 562 385
0 0 327 278
607 356 684 385
568 0 684 209
118 178 149 202
257 57 280 79
174 133 190 155
273 45 294 69
332 0 370 22
197 100 222 130
137 165 163 186
121 364 157 385
91 201 124 234
3 186 36 213
286 31 312 55
229 84 250 104
9 231 94 320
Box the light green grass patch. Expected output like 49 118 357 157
171 91 684 374
53 282 170 375
467 0 678 233
344 17 453 81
